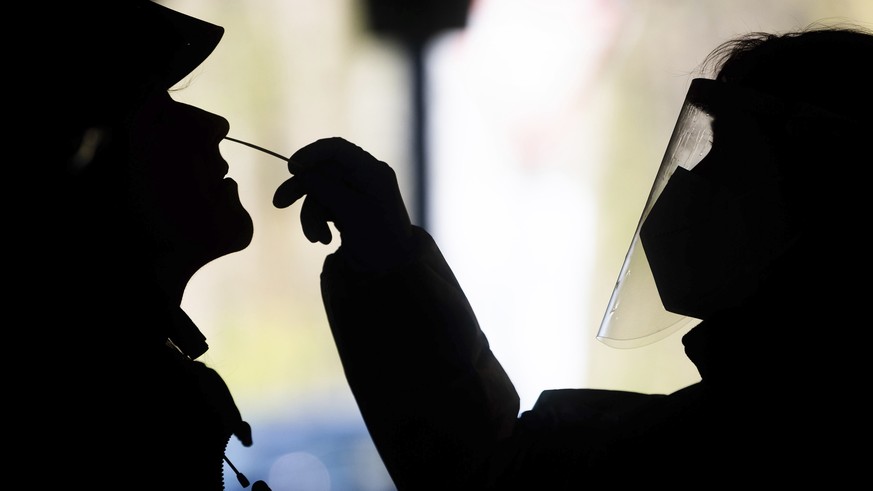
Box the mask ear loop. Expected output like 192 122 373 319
224 136 289 162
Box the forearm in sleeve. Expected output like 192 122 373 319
320 226 520 489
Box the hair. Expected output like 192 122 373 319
694 25 873 255
698 24 873 120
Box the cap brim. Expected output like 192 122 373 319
143 1 225 89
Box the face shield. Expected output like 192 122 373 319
596 78 814 348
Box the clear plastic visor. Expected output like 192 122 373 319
596 79 716 348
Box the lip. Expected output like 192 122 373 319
217 152 230 178
216 133 231 177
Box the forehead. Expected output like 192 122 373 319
691 113 779 189
667 80 785 188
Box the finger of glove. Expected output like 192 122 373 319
290 138 401 207
273 176 307 209
300 195 333 244
290 137 381 177
286 158 304 175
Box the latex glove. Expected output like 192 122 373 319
273 137 414 272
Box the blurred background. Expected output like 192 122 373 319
163 1 873 489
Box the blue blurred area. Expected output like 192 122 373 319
224 416 396 491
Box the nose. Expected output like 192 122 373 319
179 101 230 142
201 107 230 142
212 111 230 140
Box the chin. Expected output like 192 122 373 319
194 204 254 261
221 209 255 255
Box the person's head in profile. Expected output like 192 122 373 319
39 0 253 311
670 27 869 309
598 26 872 368
24 2 260 488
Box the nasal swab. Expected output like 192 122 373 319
223 136 288 162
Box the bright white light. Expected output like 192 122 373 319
428 0 627 410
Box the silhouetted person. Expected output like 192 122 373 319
25 1 269 489
274 26 873 488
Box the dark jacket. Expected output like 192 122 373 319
30 279 244 490
321 226 861 489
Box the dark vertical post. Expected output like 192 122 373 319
409 39 427 228
361 0 471 229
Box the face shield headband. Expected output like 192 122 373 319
595 78 850 348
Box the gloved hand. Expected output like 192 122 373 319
273 137 414 272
